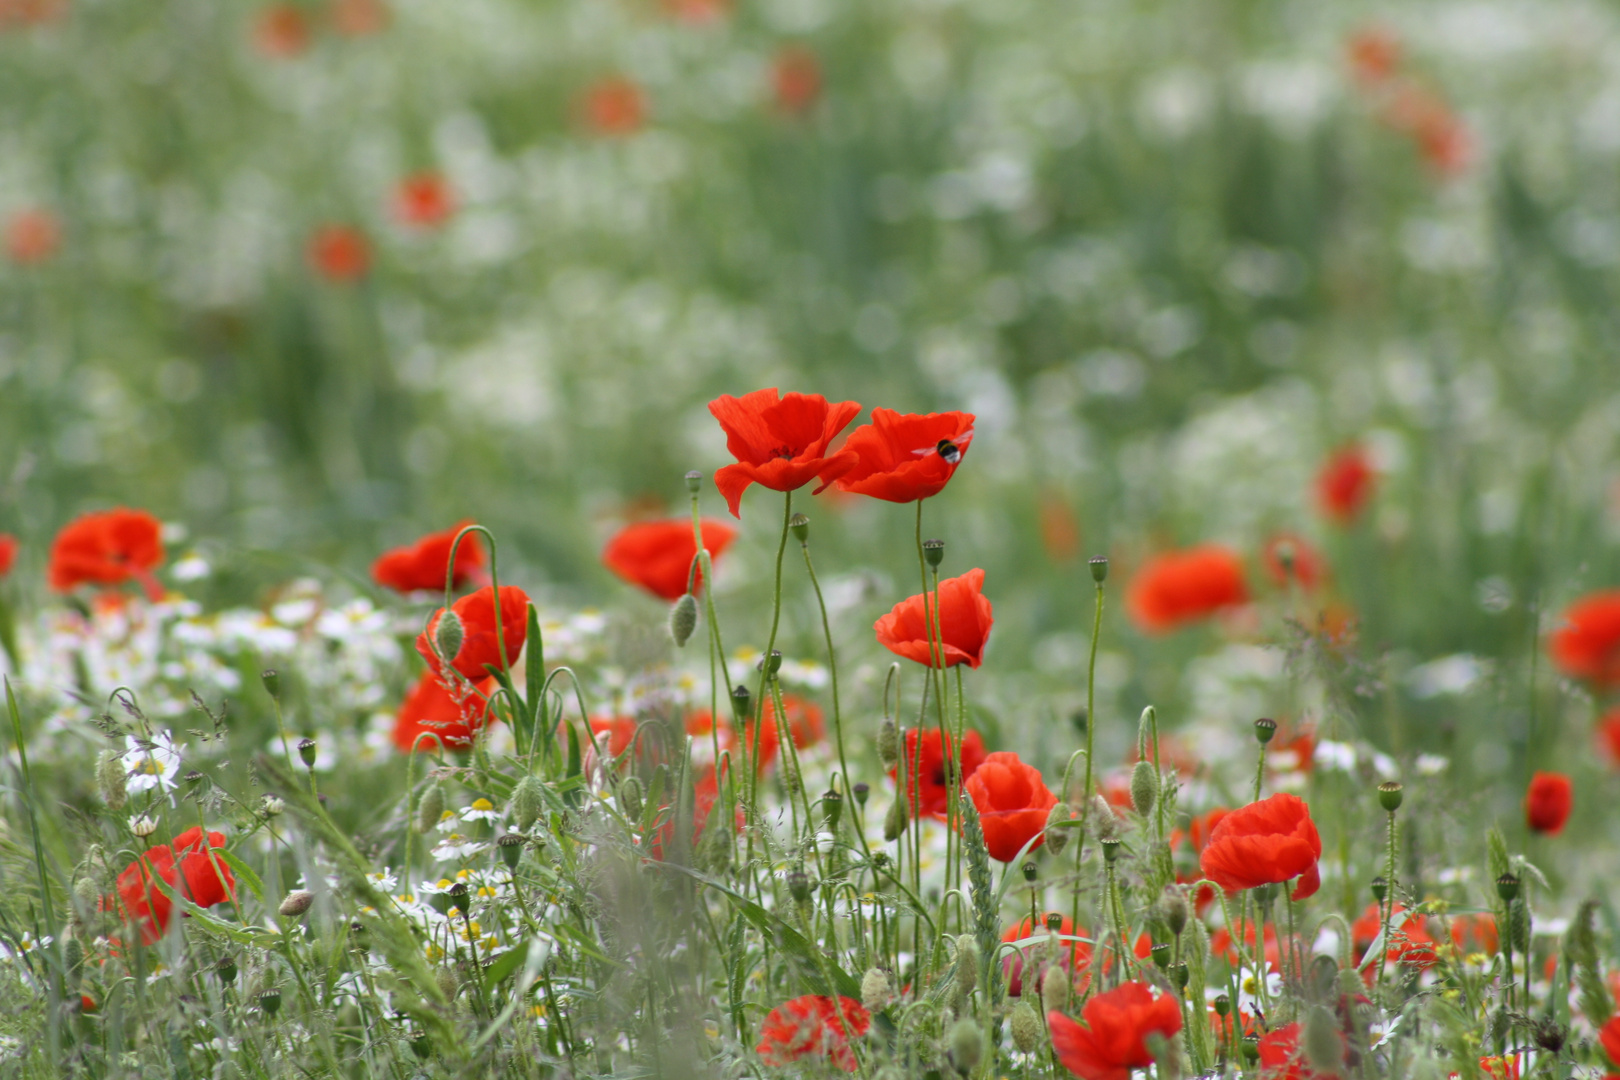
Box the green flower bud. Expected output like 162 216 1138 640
415 780 448 834
619 776 644 822
853 782 869 808
1041 965 1070 1011
96 750 126 811
1162 890 1188 937
953 934 978 995
279 891 314 918
511 775 545 833
1131 759 1159 815
1010 1001 1043 1052
669 594 699 648
948 1018 983 1073
860 967 892 1013
877 716 899 770
433 609 464 665
883 795 909 842
1045 802 1071 855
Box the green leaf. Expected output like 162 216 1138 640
483 945 528 990
525 604 546 750
214 849 265 903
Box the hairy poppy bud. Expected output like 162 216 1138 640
853 782 869 808
415 780 447 834
435 968 460 1001
1131 759 1159 815
669 594 699 648
511 775 544 833
861 967 892 1013
433 609 464 665
884 795 909 841
216 955 237 984
822 788 843 831
1377 781 1403 813
279 890 314 918
1162 890 1189 937
948 1018 983 1072
789 513 809 544
923 538 945 569
877 716 899 770
131 814 157 838
1254 717 1277 745
1041 964 1070 1011
261 669 281 700
954 934 979 995
1010 1001 1042 1052
297 738 317 768
619 776 644 822
1089 795 1119 840
729 684 751 727
684 470 702 493
97 750 127 811
63 937 83 987
1089 555 1109 583
1045 802 1071 855
1302 1006 1343 1073
258 988 282 1017
497 832 524 870
1495 872 1520 903
73 875 99 921
787 868 811 905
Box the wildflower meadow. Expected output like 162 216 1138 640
5 0 1620 1078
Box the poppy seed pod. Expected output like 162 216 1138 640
1045 802 1071 855
787 869 811 905
97 750 127 810
1022 861 1038 883
876 716 899 770
1213 994 1230 1017
948 1018 983 1073
1010 1001 1042 1052
261 669 281 701
853 782 869 808
1495 872 1520 903
1131 759 1159 815
415 781 447 834
1370 875 1387 903
497 832 524 870
432 609 464 666
1170 961 1189 990
669 593 699 648
279 890 314 918
1040 964 1070 1011
861 967 892 1013
1377 781 1404 812
923 538 945 569
1150 942 1171 969
1254 717 1277 744
883 794 909 841
297 738 317 768
684 469 702 494
822 788 843 831
1101 837 1122 863
1089 555 1109 583
789 513 809 544
216 955 237 984
729 684 751 727
511 775 545 833
258 988 282 1017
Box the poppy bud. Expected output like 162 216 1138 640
511 775 544 833
261 669 281 701
789 513 809 544
787 868 811 905
822 788 843 831
1089 795 1119 840
884 795 909 841
1254 717 1277 745
1041 964 1070 1011
73 875 100 922
1010 1001 1042 1052
216 955 237 984
416 780 447 834
279 890 314 918
1303 1006 1342 1073
63 937 83 988
761 650 783 677
1131 759 1159 815
953 934 979 994
1089 555 1109 583
297 738 317 768
948 1018 983 1072
131 814 158 839
262 794 284 816
497 832 525 870
923 538 945 569
684 469 702 493
1377 781 1403 813
729 684 751 727
1170 960 1189 990
1370 875 1387 903
1022 861 1038 884
433 609 464 665
1151 942 1171 969
1045 802 1071 855
97 750 127 811
861 967 892 1013
669 593 699 647
871 851 890 872
619 776 644 822
1495 873 1519 903
435 968 460 1001
259 988 282 1017
1162 890 1189 937
877 716 899 770
1101 837 1122 863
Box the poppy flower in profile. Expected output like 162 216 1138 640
1316 444 1376 524
1048 981 1182 1080
892 727 987 819
5 207 60 265
253 4 311 57
755 995 870 1071
1346 25 1401 85
708 388 862 517
372 521 487 594
1525 771 1572 835
1549 591 1620 687
114 829 236 945
0 534 16 578
583 76 646 137
830 408 975 503
874 568 994 669
172 827 236 909
1261 533 1326 591
331 0 388 35
964 751 1058 862
1257 1022 1343 1080
1125 545 1248 634
48 509 165 599
392 670 496 752
415 584 530 682
1199 793 1322 900
771 45 821 114
308 224 369 281
601 519 737 601
393 172 453 228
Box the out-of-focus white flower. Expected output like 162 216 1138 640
431 832 486 862
170 554 211 582
122 733 181 794
461 798 501 823
1314 740 1357 772
1407 654 1489 699
1416 754 1449 776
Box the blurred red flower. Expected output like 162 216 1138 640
1350 902 1440 970
1525 771 1572 835
1048 981 1182 1080
831 408 975 503
755 995 870 1071
1199 793 1321 900
392 670 496 753
331 0 387 35
415 584 530 682
1261 532 1326 591
1125 545 1248 634
0 534 16 578
964 751 1057 862
1184 807 1231 852
772 45 821 114
1210 919 1293 974
5 207 60 265
173 827 236 909
708 388 861 517
254 5 311 57
0 0 67 28
1449 912 1498 955
1600 1014 1620 1069
893 727 987 819
1346 25 1401 84
1549 591 1620 687
48 509 165 599
1597 707 1620 768
1316 444 1376 524
661 0 727 22
586 715 639 758
1039 490 1081 563
115 829 235 945
309 224 369 281
583 77 646 137
601 519 737 601
1001 916 1149 998
1258 1022 1343 1079
874 568 994 669
372 521 486 594
393 172 453 227
684 694 821 772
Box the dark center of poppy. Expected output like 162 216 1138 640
770 445 800 460
936 439 961 465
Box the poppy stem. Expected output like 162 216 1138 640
749 492 795 831
799 531 868 862
1071 574 1105 978
1377 809 1396 993
915 502 955 942
687 488 739 875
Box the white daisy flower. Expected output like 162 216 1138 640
122 732 182 794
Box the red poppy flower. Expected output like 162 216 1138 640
1210 919 1294 974
1525 771 1572 835
1449 912 1498 955
254 4 311 57
173 827 236 909
1346 25 1400 84
874 568 994 669
1258 1022 1342 1079
1126 546 1249 634
892 728 987 819
1598 707 1620 768
115 830 236 945
708 389 862 517
771 46 821 114
684 694 820 772
415 584 529 682
1316 444 1376 524
392 670 496 752
0 534 16 578
1600 1014 1620 1068
660 0 726 22
1039 491 1082 563
372 521 486 594
648 767 730 860
331 0 388 35
308 224 369 281
1001 917 1149 998
1549 592 1620 687
964 751 1057 862
48 509 165 599
756 995 870 1071
5 207 60 265
1199 793 1322 900
1186 807 1231 852
1261 533 1326 591
601 519 737 601
586 715 639 758
583 77 646 137
830 408 975 503
393 172 453 227
1348 902 1439 970
1048 981 1182 1080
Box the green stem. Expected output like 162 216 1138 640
801 536 869 862
749 492 795 828
1071 579 1105 961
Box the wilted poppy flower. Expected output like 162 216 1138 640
415 584 529 682
48 509 165 598
756 995 869 1070
601 518 737 601
875 568 994 669
308 224 369 281
1261 533 1326 591
253 4 311 57
1258 1022 1342 1079
392 670 496 752
1346 25 1400 84
1125 545 1248 634
964 752 1057 862
772 45 821 114
1048 981 1182 1080
1525 771 1572 835
331 0 388 35
1316 444 1376 524
393 172 453 227
893 728 987 819
372 521 486 594
708 388 861 517
583 76 646 137
1199 793 1322 900
831 408 975 503
1549 592 1620 687
0 534 16 578
5 207 60 265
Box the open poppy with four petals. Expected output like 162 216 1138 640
875 568 994 669
1048 981 1182 1080
1199 792 1322 900
830 408 975 503
708 389 861 517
